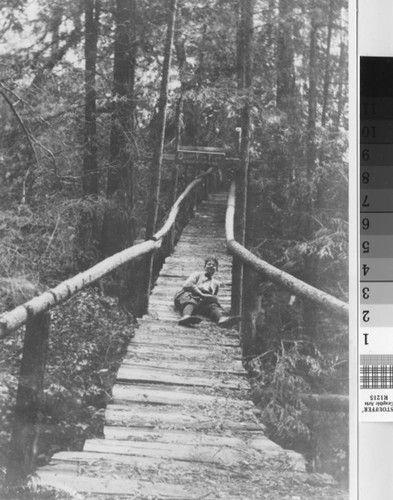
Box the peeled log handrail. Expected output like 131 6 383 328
153 167 213 241
0 169 213 337
226 181 349 321
0 241 159 336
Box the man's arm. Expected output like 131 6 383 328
197 280 220 302
201 281 219 303
182 272 203 296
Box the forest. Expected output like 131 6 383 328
0 0 348 496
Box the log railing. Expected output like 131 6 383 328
226 180 349 413
0 166 215 487
226 181 349 321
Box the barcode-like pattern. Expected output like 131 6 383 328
361 354 393 365
360 365 393 389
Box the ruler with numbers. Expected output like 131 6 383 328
360 57 393 421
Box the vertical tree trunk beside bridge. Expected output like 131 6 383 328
76 0 101 272
5 312 50 489
303 1 320 338
101 0 137 308
232 0 254 349
140 0 178 315
276 0 295 115
83 0 99 197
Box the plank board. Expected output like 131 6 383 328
116 365 246 390
105 404 263 433
111 383 251 406
127 341 241 357
131 331 240 348
37 468 202 499
122 356 244 374
83 435 304 469
83 438 266 466
102 427 270 446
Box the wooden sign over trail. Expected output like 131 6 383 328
176 146 226 166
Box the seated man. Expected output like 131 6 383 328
174 256 240 328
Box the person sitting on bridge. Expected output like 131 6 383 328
174 256 240 328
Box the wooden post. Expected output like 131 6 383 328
231 129 252 320
187 166 194 218
168 165 180 254
231 173 245 316
5 311 50 488
204 168 210 199
198 166 203 203
210 166 215 196
232 0 254 319
192 165 198 213
241 265 258 355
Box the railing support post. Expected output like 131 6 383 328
231 169 248 318
204 172 210 199
168 164 180 254
5 311 50 488
192 165 198 212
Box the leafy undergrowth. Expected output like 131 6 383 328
244 287 349 487
0 287 135 493
242 169 349 488
248 356 349 485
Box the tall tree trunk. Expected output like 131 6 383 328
107 0 136 201
276 0 295 114
145 0 177 239
232 0 254 349
76 0 100 271
168 23 187 251
275 0 297 186
336 7 347 129
321 0 334 127
100 0 137 307
139 0 178 314
265 0 277 50
174 25 187 154
50 6 63 58
186 23 207 147
318 0 336 209
83 0 99 196
306 3 318 173
303 0 319 337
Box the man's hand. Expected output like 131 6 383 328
190 286 208 297
189 285 202 295
199 292 219 303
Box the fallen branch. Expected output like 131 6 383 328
299 393 349 413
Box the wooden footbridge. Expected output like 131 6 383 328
0 170 349 499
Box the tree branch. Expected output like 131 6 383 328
0 90 38 204
0 82 68 147
30 29 82 89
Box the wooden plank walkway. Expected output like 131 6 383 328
35 192 342 499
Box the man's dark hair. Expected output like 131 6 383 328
204 256 218 268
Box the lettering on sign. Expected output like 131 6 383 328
175 150 225 166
